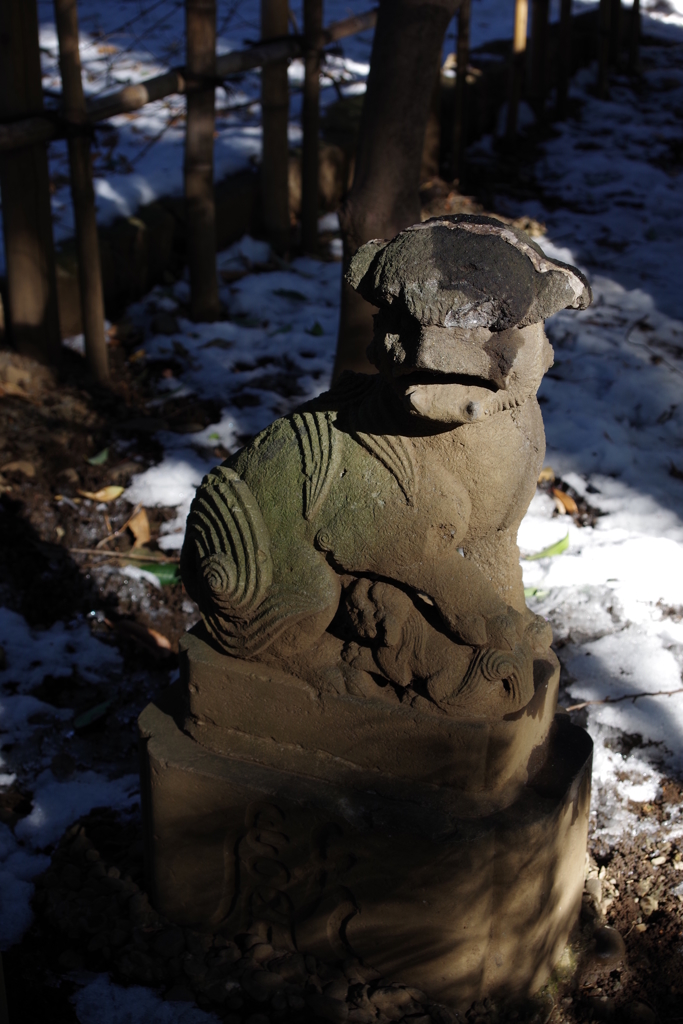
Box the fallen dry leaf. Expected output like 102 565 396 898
147 627 172 651
115 620 172 657
552 488 579 515
128 507 151 548
1 460 36 477
78 485 125 503
2 365 30 388
0 381 34 402
537 466 555 483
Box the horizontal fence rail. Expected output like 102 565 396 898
0 0 640 370
0 9 378 154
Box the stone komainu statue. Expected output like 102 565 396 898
142 216 594 1003
181 215 591 722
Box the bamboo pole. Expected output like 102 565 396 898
54 0 109 381
529 0 549 119
185 0 220 321
451 0 471 181
628 0 640 74
301 0 323 254
556 0 572 119
261 0 291 255
598 0 611 98
506 0 529 138
0 0 61 364
0 9 379 155
610 0 622 65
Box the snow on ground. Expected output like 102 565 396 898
72 973 220 1024
489 45 683 322
0 607 139 947
125 234 341 548
518 272 683 838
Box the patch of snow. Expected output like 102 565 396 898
14 769 138 849
506 46 683 320
0 823 50 949
123 254 341 549
118 565 162 590
73 973 220 1024
318 211 341 233
0 607 122 692
0 694 72 748
0 765 136 950
516 266 683 838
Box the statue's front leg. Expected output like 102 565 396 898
383 544 521 650
462 529 553 653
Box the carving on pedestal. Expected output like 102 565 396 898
225 802 359 960
232 801 295 948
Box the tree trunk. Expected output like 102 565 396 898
528 0 549 120
610 0 622 66
598 0 611 98
301 0 323 254
334 0 460 379
451 0 471 182
628 0 641 74
55 0 109 381
185 0 220 322
506 0 528 138
555 0 572 119
0 0 61 364
261 0 290 255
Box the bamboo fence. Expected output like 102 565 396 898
0 0 639 371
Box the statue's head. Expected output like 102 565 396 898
346 215 591 425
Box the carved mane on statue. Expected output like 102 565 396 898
140 215 594 1008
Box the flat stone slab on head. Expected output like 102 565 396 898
346 215 592 331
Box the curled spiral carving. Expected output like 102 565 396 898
461 643 534 707
315 529 333 552
181 467 273 624
202 554 235 599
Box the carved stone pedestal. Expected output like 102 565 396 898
139 632 592 1009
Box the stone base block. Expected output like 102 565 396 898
139 689 592 1009
177 632 562 819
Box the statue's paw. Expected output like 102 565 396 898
485 609 526 652
448 614 488 648
524 614 553 653
341 641 377 674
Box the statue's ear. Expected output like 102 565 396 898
345 238 390 301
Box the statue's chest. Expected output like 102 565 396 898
330 432 471 537
410 410 539 535
454 409 540 534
